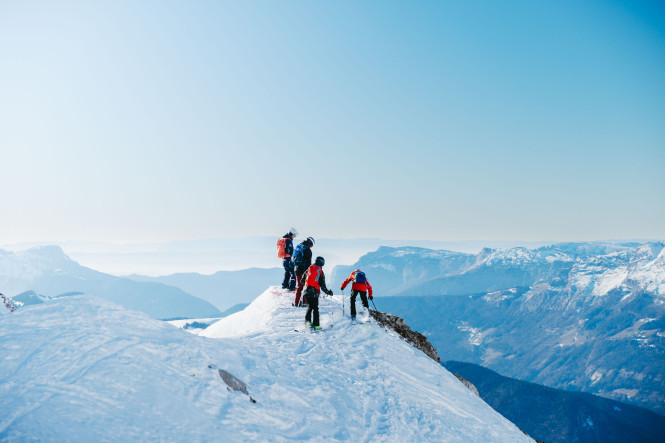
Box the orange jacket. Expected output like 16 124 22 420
341 271 372 296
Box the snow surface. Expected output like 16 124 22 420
0 288 532 442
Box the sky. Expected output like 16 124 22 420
1 0 664 245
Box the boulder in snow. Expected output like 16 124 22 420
218 369 256 403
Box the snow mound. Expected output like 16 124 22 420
0 289 532 442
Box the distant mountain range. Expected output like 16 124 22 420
336 242 665 414
0 246 221 319
444 361 665 443
1 237 560 276
128 268 283 312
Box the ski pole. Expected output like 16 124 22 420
370 298 377 311
330 292 334 329
341 289 345 316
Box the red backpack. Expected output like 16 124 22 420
276 238 288 258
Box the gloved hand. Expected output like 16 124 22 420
326 289 333 296
369 295 373 300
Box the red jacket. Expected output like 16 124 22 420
341 270 372 296
302 264 331 294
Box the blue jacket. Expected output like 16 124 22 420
292 241 312 273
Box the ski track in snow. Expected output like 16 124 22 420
0 287 532 442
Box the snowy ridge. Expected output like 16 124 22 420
0 288 532 441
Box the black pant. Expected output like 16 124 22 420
350 290 368 317
282 258 296 290
304 288 320 327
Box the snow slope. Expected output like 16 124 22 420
0 288 531 442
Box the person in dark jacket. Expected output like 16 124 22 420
280 228 298 290
302 256 333 330
292 236 315 306
341 269 373 320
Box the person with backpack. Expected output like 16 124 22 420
292 236 315 306
277 228 298 290
302 256 333 330
341 269 373 320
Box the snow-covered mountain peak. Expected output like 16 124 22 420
0 289 534 441
17 245 75 266
24 244 70 259
632 242 665 262
0 245 78 279
474 246 545 268
655 245 665 265
541 242 628 259
372 246 468 260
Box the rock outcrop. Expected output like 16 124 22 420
454 374 480 396
369 309 440 362
1 293 17 313
217 368 256 403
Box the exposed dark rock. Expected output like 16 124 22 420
454 374 479 396
369 309 440 363
218 369 256 403
219 369 248 394
1 293 17 313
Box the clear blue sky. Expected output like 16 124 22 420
1 0 664 244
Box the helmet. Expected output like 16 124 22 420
315 256 325 266
289 227 298 237
307 236 315 246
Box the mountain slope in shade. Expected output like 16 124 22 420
0 290 533 442
443 361 665 443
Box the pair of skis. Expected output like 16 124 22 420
293 323 329 333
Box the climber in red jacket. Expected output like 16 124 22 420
340 270 373 320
